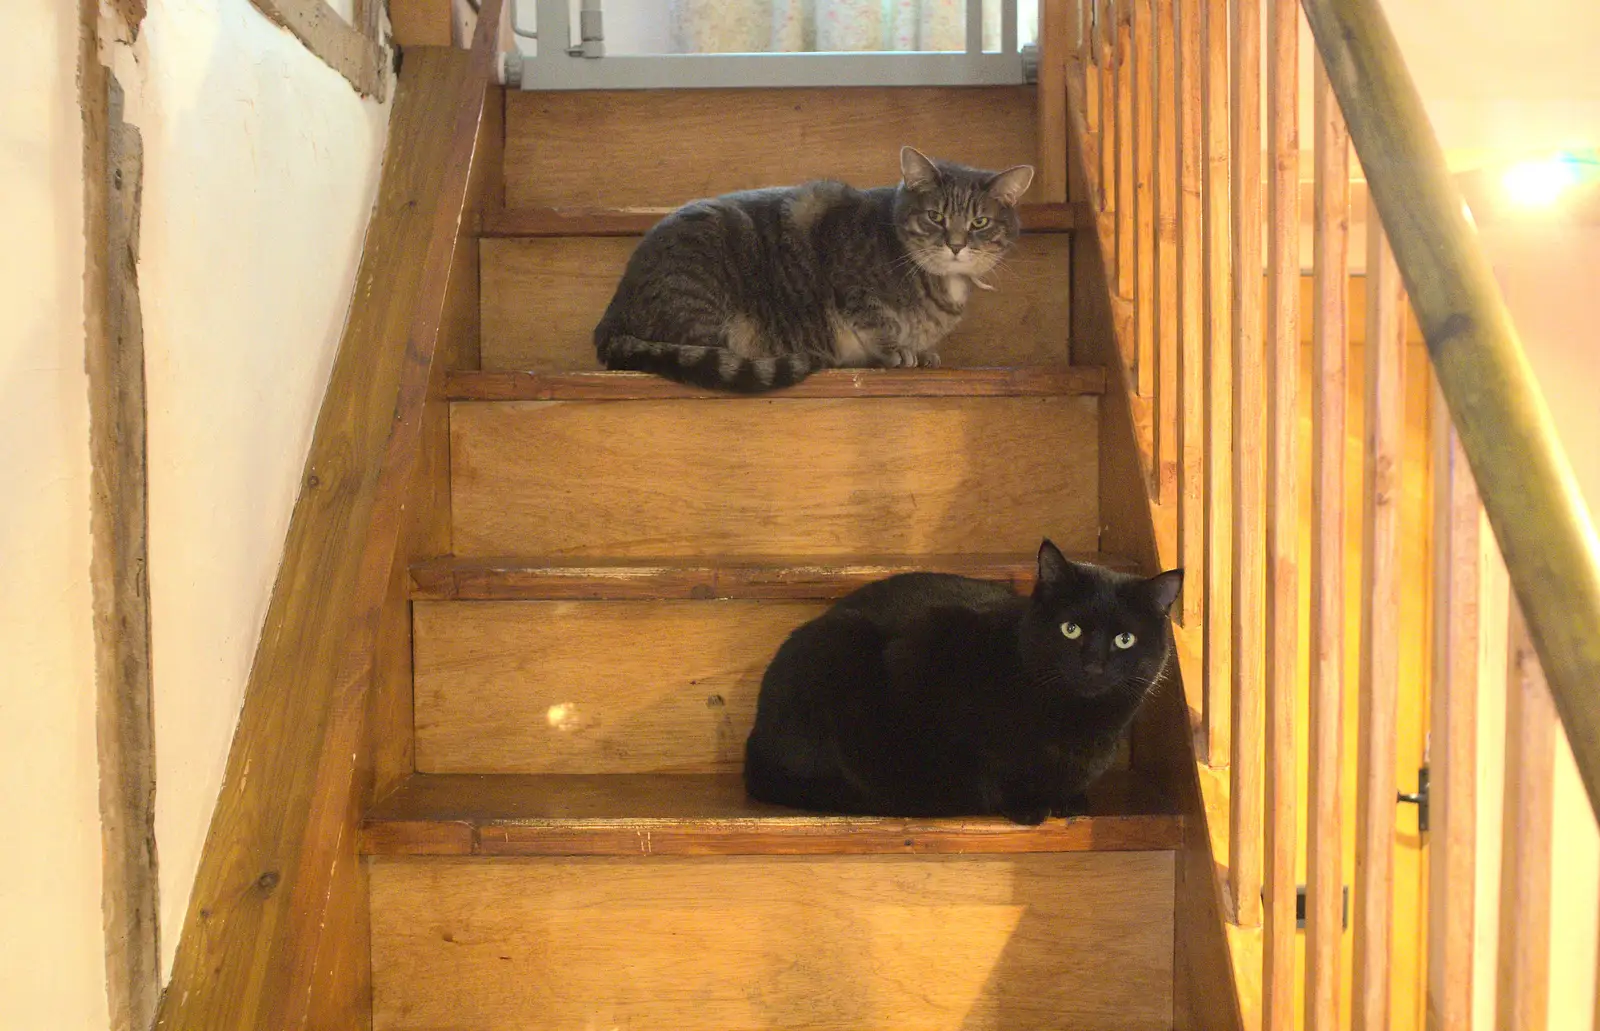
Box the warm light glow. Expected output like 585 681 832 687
1503 158 1582 207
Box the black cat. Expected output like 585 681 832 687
744 540 1182 825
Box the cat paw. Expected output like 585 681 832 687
881 348 917 368
918 351 942 368
1001 805 1053 826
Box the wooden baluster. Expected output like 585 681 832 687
1228 0 1263 929
1428 410 1487 1031
1116 0 1135 306
1495 605 1555 1031
1074 0 1098 207
1594 896 1600 1031
1306 55 1350 1031
1133 0 1156 403
1153 0 1179 505
1352 201 1405 1031
1200 0 1232 770
1176 0 1204 626
1038 0 1070 203
1082 0 1099 140
1101 0 1117 214
1261 0 1298 1017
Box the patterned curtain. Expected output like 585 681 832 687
667 0 1019 55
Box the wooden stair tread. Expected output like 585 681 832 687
410 551 1138 600
361 772 1184 857
445 366 1105 401
480 202 1088 237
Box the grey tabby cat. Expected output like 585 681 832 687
594 146 1034 392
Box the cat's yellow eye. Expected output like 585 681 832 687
926 211 947 225
1114 632 1137 650
1060 622 1082 639
970 216 992 229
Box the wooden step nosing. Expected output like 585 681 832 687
361 813 1185 857
480 201 1089 238
444 367 1105 402
408 553 1138 601
360 773 1186 857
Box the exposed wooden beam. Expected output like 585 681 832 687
81 0 159 1025
249 0 387 98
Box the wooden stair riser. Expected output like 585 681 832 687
370 852 1176 1031
448 396 1101 560
504 87 1039 210
413 593 1153 779
414 598 818 775
479 235 1072 372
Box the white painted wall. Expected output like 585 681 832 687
1478 221 1600 1031
0 3 111 1029
104 0 389 978
1394 4 1600 1024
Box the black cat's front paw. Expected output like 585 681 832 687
1001 804 1053 826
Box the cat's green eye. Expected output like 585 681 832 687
970 216 993 230
926 211 947 225
1114 632 1138 650
1060 622 1082 640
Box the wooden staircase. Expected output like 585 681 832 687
152 1 1600 1027
355 84 1197 1030
152 12 1239 1022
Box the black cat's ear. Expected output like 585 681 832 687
1036 538 1075 588
985 164 1035 206
900 146 941 191
1144 569 1185 615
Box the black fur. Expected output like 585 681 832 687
744 541 1183 824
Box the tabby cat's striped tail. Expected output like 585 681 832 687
597 335 818 394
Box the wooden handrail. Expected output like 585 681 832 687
1301 0 1600 816
152 2 506 1027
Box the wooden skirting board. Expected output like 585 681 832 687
151 8 505 1023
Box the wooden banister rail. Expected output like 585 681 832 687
1301 0 1600 816
152 2 506 1026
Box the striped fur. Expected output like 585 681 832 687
593 147 1034 393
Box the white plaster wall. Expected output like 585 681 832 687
1479 222 1600 1031
0 3 111 1028
1293 0 1600 169
106 0 389 977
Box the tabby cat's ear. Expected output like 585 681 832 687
1036 538 1075 587
900 146 941 191
985 164 1035 206
1144 569 1185 614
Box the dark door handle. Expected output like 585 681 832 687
1397 765 1429 833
